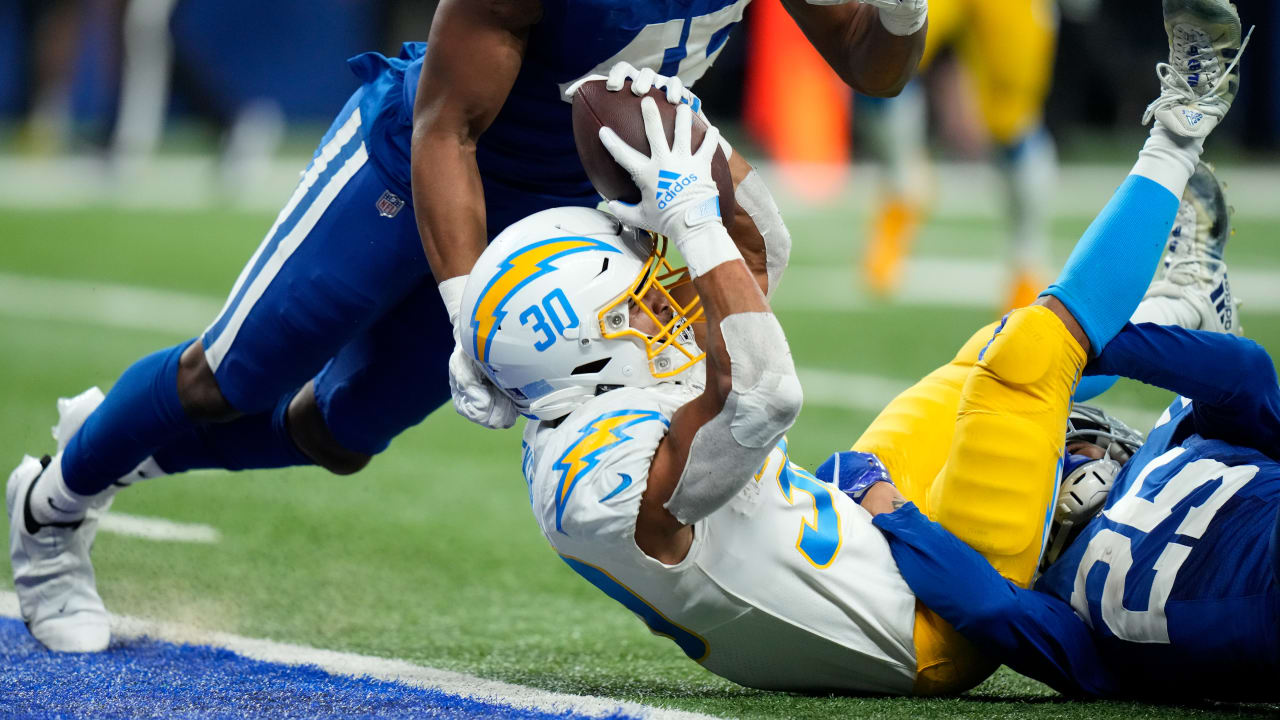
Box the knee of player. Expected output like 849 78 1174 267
286 385 374 476
176 341 239 422
314 451 372 476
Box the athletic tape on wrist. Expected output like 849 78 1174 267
675 223 743 279
664 312 802 525
438 275 468 329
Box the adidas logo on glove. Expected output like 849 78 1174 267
656 169 697 210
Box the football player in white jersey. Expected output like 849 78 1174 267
455 0 1245 695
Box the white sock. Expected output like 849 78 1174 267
28 453 94 524
1000 128 1056 274
1131 295 1202 329
863 84 930 201
1131 120 1205 197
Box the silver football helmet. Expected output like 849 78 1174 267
1042 403 1145 569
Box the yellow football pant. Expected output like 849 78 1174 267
920 0 1058 144
852 305 1086 694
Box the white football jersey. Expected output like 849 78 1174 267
523 384 919 694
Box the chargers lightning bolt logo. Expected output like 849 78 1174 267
470 237 619 366
552 410 668 534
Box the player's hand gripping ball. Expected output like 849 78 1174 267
570 68 735 225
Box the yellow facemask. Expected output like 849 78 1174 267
597 233 706 379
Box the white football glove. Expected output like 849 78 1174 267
598 98 741 278
804 0 928 36
439 276 519 430
567 61 734 158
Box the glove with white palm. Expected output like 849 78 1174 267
804 0 928 36
567 61 734 158
598 98 742 279
439 276 519 430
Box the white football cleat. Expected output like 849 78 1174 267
1143 161 1241 335
1142 0 1251 138
6 454 110 652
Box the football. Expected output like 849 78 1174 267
571 78 736 225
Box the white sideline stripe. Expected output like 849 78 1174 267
209 109 363 338
4 257 1280 344
98 512 221 544
3 158 1280 220
0 592 718 720
775 259 1280 314
205 140 370 372
797 366 1164 431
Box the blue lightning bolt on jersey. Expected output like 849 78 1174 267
347 0 750 238
875 323 1280 701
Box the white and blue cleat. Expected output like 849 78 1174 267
6 387 114 652
1143 0 1251 138
1143 161 1241 335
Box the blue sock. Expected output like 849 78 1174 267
1072 375 1118 403
153 392 311 473
1042 175 1181 353
63 341 194 495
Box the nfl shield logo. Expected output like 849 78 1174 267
376 190 405 218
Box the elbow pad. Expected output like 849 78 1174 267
664 312 803 525
737 170 792 298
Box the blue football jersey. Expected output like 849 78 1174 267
1036 396 1280 699
345 0 750 235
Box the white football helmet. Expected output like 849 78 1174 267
460 207 704 421
1042 404 1145 569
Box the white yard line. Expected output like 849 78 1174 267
4 157 1280 220
98 512 221 544
0 591 718 720
0 269 1183 429
0 271 222 335
774 259 1280 314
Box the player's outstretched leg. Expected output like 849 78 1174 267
1134 161 1239 334
927 0 1245 587
1074 160 1239 401
6 90 433 652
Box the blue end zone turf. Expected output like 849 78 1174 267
0 617 635 719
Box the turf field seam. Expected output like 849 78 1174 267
0 591 722 720
3 157 1279 220
777 260 1280 315
98 511 221 543
0 270 1169 427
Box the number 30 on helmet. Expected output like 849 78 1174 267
460 207 705 421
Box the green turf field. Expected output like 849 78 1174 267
2 182 1279 718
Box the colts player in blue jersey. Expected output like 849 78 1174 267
861 11 1277 703
6 0 928 652
871 163 1280 702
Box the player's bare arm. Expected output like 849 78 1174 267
594 99 802 563
640 259 776 562
781 0 926 97
411 0 543 282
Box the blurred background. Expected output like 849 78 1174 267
2 4 1280 713
2 0 1276 171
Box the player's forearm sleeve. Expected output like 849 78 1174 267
1089 322 1280 458
665 313 802 525
1042 176 1180 353
872 504 1118 698
736 170 791 298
